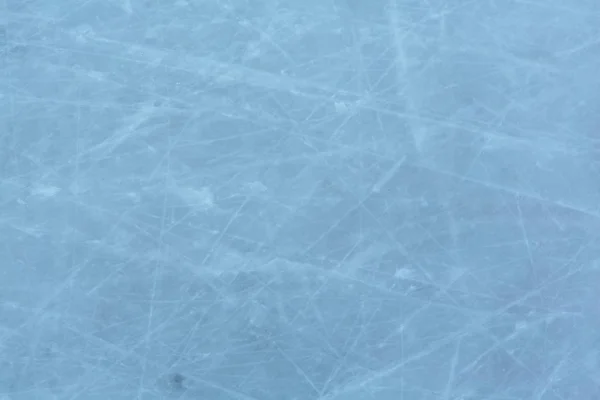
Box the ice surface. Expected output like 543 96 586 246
1 0 600 399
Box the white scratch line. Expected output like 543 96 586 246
372 156 406 193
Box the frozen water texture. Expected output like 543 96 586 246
1 0 600 399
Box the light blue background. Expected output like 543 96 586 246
1 0 600 399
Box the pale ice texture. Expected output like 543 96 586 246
1 0 600 399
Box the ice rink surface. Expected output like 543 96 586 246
1 0 600 399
